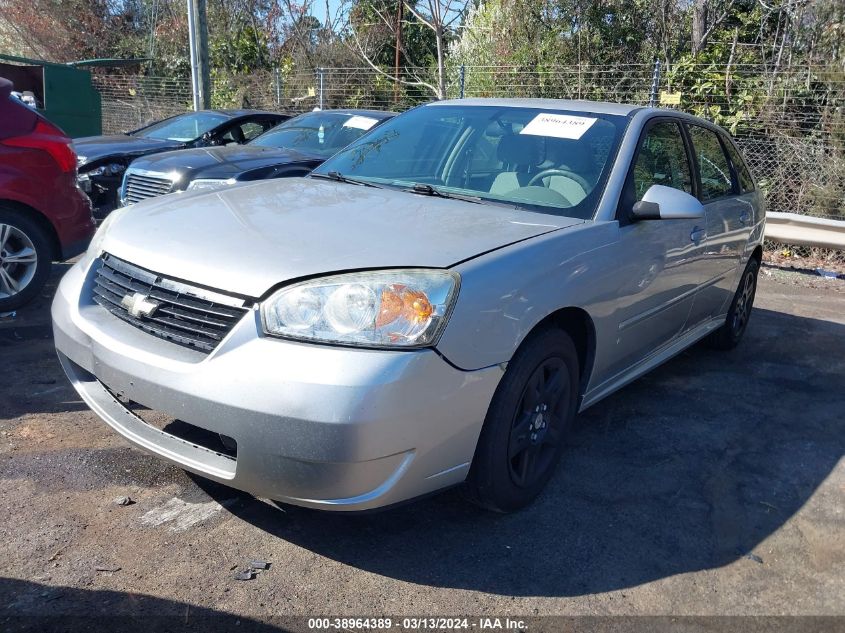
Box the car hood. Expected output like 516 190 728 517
130 145 319 180
74 135 184 166
102 178 583 297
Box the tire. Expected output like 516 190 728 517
464 328 580 513
0 208 53 312
706 257 759 351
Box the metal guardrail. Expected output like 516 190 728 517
764 212 845 250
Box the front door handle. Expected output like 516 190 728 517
739 211 751 225
690 227 707 243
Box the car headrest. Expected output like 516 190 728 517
497 133 544 168
545 138 592 173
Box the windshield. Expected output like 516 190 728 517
249 111 383 158
313 105 625 218
134 112 229 142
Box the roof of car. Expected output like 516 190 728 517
297 108 396 119
204 109 289 118
430 98 641 116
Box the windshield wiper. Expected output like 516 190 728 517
408 183 484 203
311 171 383 188
408 183 518 209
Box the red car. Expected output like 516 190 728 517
0 77 94 311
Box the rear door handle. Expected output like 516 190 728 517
690 227 707 243
739 211 751 225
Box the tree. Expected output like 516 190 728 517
346 0 468 99
690 0 737 56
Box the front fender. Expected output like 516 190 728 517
439 221 620 391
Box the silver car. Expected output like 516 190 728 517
52 99 764 512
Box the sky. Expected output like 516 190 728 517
309 0 345 28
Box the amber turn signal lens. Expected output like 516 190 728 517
376 285 434 327
405 290 433 322
376 286 405 327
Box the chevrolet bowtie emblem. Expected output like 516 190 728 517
121 292 160 319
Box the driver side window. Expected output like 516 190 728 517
632 121 693 200
218 120 271 145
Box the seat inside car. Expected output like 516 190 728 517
225 126 246 144
489 133 545 195
539 138 594 204
489 133 593 206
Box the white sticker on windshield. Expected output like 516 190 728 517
343 115 379 130
519 113 597 140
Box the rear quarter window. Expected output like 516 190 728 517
723 138 756 193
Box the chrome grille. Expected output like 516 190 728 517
123 170 174 204
92 254 250 353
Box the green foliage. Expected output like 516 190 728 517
665 56 761 135
209 25 270 73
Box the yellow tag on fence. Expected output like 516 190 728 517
660 92 682 105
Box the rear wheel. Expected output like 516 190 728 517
465 328 580 513
706 257 759 350
0 209 52 311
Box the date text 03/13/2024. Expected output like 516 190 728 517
307 618 528 630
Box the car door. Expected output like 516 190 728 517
605 118 708 377
683 123 754 327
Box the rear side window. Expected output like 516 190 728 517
723 138 755 193
688 125 733 201
631 120 693 200
240 121 268 141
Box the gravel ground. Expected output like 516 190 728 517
0 264 843 630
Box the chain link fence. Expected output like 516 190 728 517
93 74 193 134
736 136 844 222
92 62 844 266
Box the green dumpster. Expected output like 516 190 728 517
0 54 147 138
0 54 102 137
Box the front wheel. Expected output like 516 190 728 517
706 257 759 350
0 209 53 312
465 328 580 513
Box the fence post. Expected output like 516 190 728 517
274 68 281 107
186 0 200 111
316 67 324 110
649 59 661 107
459 65 465 99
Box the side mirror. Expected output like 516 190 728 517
631 184 704 220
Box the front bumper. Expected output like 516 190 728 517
78 172 122 218
52 260 502 511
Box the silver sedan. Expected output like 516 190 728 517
52 99 765 512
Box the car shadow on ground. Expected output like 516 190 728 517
195 306 845 597
0 577 282 632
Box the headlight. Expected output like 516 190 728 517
86 163 125 177
78 207 126 267
187 178 237 192
261 270 459 348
